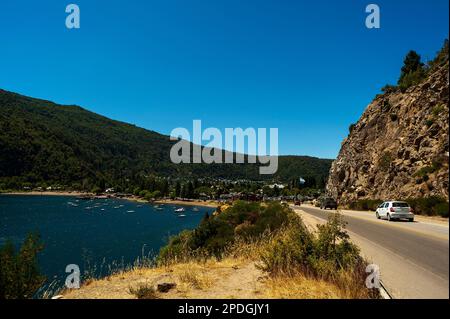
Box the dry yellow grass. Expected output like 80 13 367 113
177 265 213 290
262 274 344 299
61 256 372 299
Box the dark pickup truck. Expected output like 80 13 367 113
320 198 338 210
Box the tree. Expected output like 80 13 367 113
91 186 103 195
186 181 195 199
0 233 45 299
349 123 356 134
160 179 169 196
400 51 423 78
398 50 425 91
174 181 181 198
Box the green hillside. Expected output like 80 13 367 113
0 89 332 191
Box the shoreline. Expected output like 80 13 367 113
154 199 219 208
1 191 219 208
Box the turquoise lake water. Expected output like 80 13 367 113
0 195 212 289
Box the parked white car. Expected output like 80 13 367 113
375 201 414 222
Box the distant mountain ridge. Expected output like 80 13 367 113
0 89 332 190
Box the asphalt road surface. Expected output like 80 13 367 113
293 205 449 299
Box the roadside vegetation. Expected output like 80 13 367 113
157 201 379 299
348 197 449 217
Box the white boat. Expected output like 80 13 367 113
174 208 186 212
192 207 199 212
178 214 186 218
126 210 135 213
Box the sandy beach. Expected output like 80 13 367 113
154 199 219 208
1 191 219 208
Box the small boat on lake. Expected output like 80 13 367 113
174 207 186 212
192 207 199 212
126 210 135 213
178 214 186 218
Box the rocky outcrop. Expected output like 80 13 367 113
327 62 449 204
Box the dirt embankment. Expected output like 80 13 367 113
61 257 349 299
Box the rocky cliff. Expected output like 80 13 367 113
327 52 449 204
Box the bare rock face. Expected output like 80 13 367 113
327 63 449 204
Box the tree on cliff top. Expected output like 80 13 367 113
397 50 426 91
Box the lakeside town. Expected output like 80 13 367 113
3 176 327 207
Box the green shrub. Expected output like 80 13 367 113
158 202 379 298
258 213 377 298
91 186 103 195
158 230 194 264
349 197 449 217
0 233 45 299
435 202 450 218
432 104 445 117
406 197 449 217
398 69 426 92
258 217 313 276
414 159 444 178
349 123 356 134
378 152 393 171
348 199 383 211
381 84 398 94
158 201 300 263
425 118 434 127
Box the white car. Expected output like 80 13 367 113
375 201 414 222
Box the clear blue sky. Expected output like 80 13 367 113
0 0 448 158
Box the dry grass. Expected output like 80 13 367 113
176 264 213 290
62 256 369 299
262 274 344 299
129 283 158 299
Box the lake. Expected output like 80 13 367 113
0 195 213 291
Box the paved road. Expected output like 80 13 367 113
293 205 449 299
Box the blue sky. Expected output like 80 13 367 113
0 0 448 158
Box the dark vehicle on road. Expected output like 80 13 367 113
320 197 338 210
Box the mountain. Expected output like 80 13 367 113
0 89 332 190
327 42 449 206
